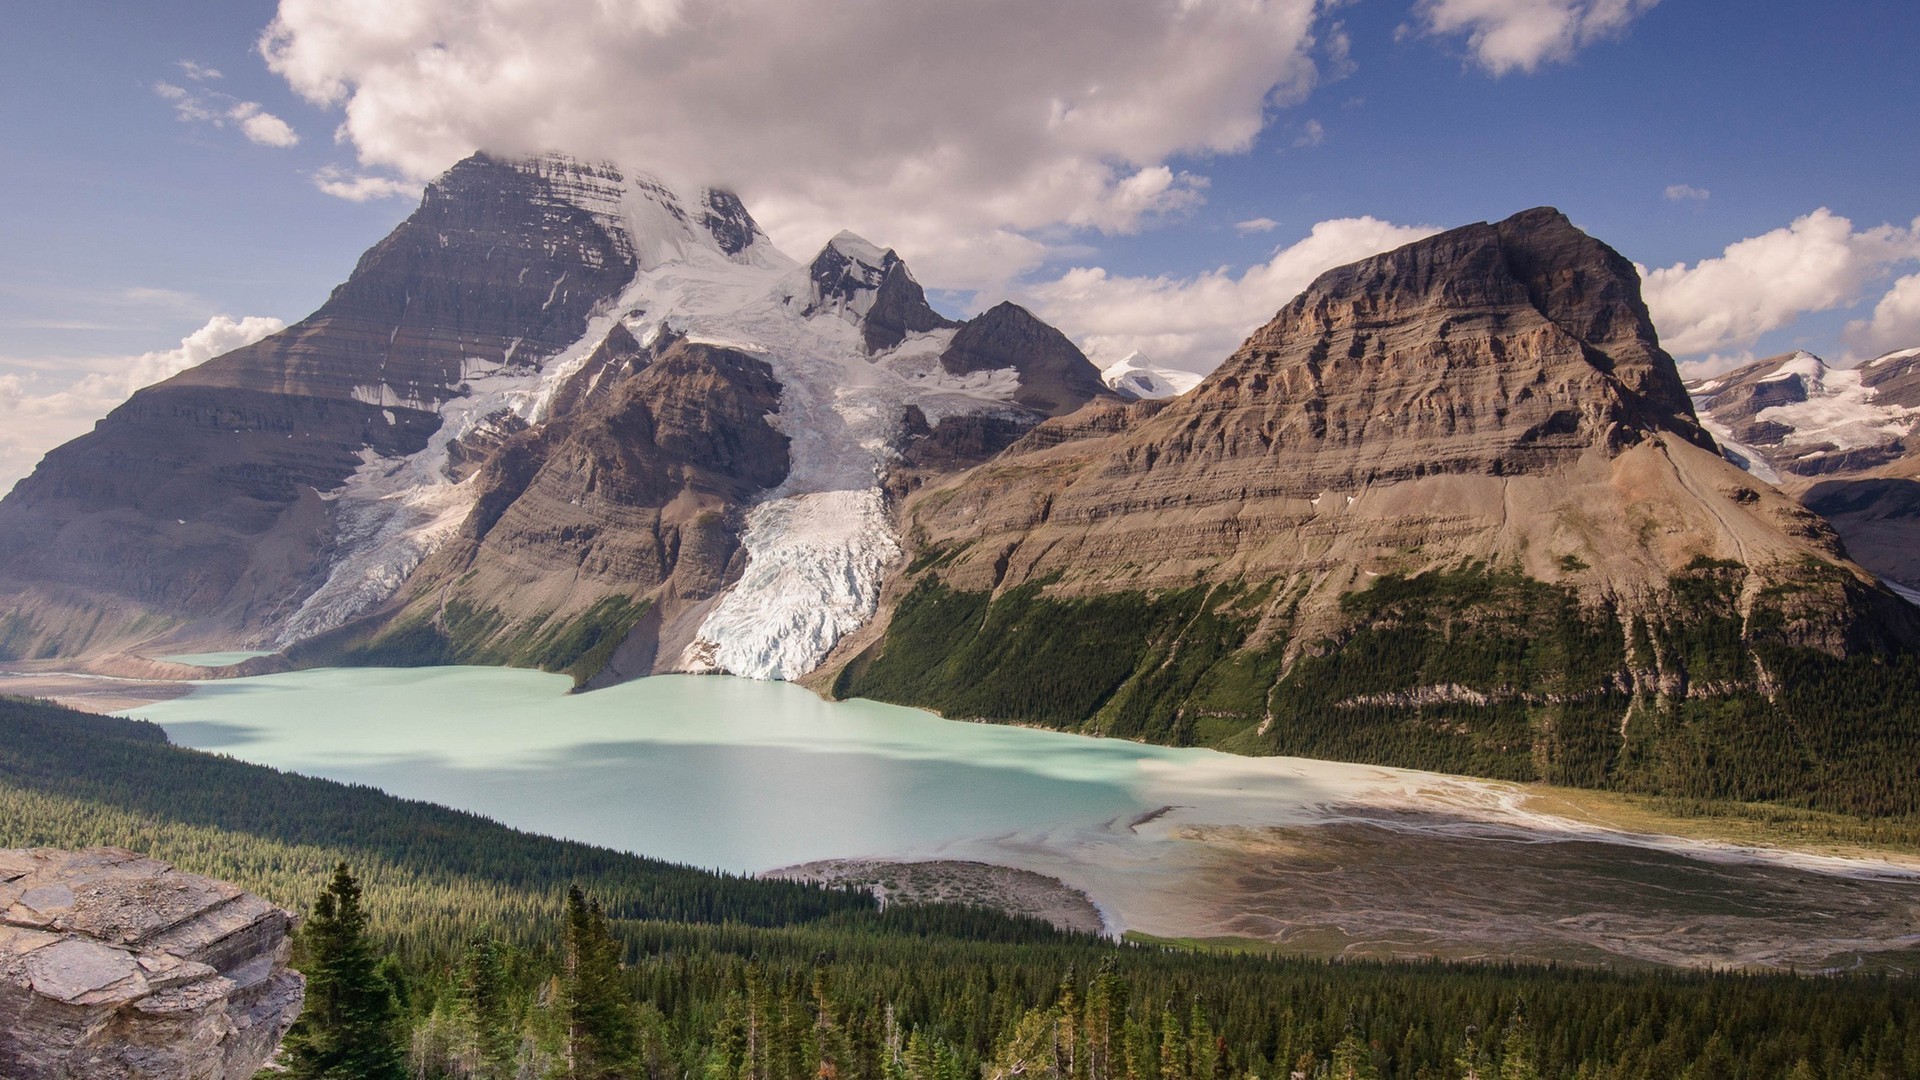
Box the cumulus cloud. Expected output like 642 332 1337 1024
1411 0 1660 76
261 0 1330 288
229 102 301 147
1639 208 1920 359
1292 119 1327 148
1235 217 1281 235
1664 183 1709 202
1846 272 1920 358
1024 216 1439 371
155 77 300 148
313 165 420 202
0 315 285 496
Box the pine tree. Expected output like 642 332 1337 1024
283 862 407 1080
565 885 638 1079
459 936 519 1079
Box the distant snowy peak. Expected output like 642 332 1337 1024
1687 348 1920 482
503 152 781 273
790 231 955 353
1101 352 1204 400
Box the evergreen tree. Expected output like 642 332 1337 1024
566 885 639 1079
283 862 407 1080
459 937 519 1079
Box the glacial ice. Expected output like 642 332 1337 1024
275 154 1030 681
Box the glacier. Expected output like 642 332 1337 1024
274 154 1031 681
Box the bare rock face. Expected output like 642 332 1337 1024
0 847 302 1080
800 232 956 354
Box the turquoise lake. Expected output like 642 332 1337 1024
125 666 1201 873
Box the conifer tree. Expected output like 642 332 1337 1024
283 862 407 1080
565 885 638 1079
460 937 519 1078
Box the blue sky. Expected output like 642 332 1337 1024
3 0 1919 490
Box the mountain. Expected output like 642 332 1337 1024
1100 352 1204 400
1688 348 1920 598
0 153 1105 679
828 208 1920 815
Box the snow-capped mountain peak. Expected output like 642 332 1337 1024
1100 351 1204 399
794 231 897 319
510 153 784 273
782 231 955 354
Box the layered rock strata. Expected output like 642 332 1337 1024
0 847 302 1080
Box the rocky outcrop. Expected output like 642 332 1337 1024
1689 348 1920 592
0 847 302 1080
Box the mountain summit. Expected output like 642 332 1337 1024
830 208 1920 814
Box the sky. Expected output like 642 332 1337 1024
3 0 1919 494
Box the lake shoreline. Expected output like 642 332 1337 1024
40 662 1920 973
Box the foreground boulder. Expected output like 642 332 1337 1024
0 847 303 1080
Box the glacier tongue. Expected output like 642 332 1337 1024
689 489 901 680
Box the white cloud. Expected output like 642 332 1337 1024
1023 216 1439 371
1235 217 1281 235
1845 272 1920 358
178 60 224 81
1639 208 1920 358
1664 183 1709 202
311 166 419 202
1293 119 1327 148
229 102 301 147
1412 0 1660 76
261 0 1331 288
155 81 300 149
0 315 285 497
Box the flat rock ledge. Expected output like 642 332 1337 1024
0 846 304 1080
